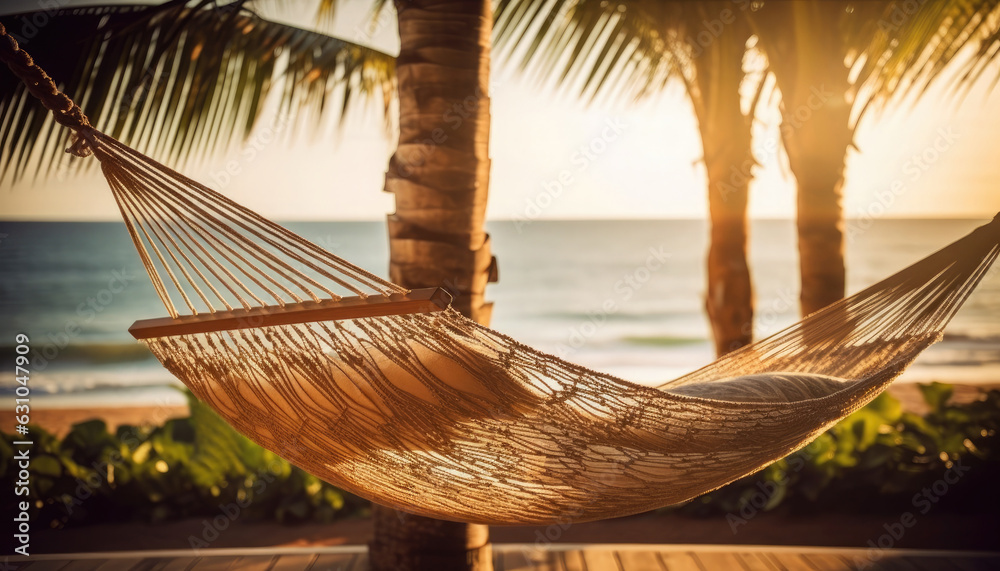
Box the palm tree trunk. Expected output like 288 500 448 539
384 0 495 324
781 79 852 319
370 508 491 570
763 2 852 317
789 119 850 317
689 18 754 356
372 0 495 569
704 139 753 356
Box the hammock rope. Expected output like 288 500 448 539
0 27 92 154
3 23 999 525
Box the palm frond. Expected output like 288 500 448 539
493 0 689 104
822 0 999 126
0 2 396 185
496 0 1000 121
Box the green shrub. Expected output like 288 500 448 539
1 391 362 529
678 384 1000 517
3 384 997 527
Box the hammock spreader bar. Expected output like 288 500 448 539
128 287 452 339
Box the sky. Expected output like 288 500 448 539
1 1 999 221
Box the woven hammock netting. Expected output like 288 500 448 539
3 25 999 525
97 126 1000 524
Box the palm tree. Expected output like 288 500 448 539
374 1 495 568
0 3 395 183
749 0 1000 316
386 0 496 324
495 0 1000 340
0 1 494 569
494 0 763 356
666 5 757 356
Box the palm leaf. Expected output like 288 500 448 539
494 0 686 104
495 0 1000 123
856 0 1000 122
0 2 396 185
747 0 1000 128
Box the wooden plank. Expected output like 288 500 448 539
615 550 664 571
580 549 622 571
561 550 587 571
836 551 873 571
113 560 162 571
13 547 1000 571
187 557 241 571
763 551 814 571
54 561 105 571
129 288 451 339
310 553 358 571
123 559 197 571
18 562 71 571
500 549 533 571
152 558 199 571
802 552 854 571
227 556 275 571
909 558 963 571
493 550 505 571
503 548 559 571
656 550 704 571
735 552 783 571
696 551 751 571
95 560 150 571
269 554 318 571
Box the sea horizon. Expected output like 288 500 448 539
1 218 998 409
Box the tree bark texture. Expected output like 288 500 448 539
688 12 755 356
761 2 853 318
384 0 496 325
374 0 495 569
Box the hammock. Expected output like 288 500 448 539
4 26 999 526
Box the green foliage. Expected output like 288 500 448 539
0 3 395 185
3 385 997 527
679 384 1000 517
0 391 362 529
494 0 1000 119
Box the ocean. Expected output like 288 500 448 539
1 218 998 408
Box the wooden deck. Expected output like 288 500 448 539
7 544 999 570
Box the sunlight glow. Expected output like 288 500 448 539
1 2 999 221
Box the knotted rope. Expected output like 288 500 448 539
0 21 93 156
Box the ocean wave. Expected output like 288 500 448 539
622 335 706 347
534 310 704 322
941 332 1000 344
0 378 181 396
0 342 154 366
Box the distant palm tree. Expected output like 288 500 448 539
494 0 763 356
0 1 494 569
749 0 1000 316
495 0 1000 342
